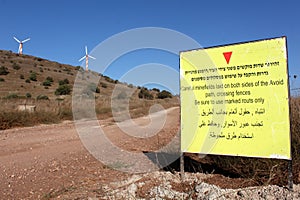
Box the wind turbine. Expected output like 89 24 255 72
13 37 30 55
79 46 96 71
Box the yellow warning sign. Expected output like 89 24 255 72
180 37 291 159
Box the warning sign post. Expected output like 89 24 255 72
180 37 291 159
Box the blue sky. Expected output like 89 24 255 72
1 0 300 93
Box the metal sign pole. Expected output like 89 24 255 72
286 38 293 191
288 159 293 191
180 152 185 180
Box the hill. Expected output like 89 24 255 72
0 50 179 129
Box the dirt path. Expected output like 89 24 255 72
0 107 180 199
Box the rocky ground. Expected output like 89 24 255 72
45 171 300 199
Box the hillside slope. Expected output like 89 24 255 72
0 50 179 129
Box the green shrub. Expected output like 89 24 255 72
46 76 53 82
12 63 21 70
0 66 9 75
55 84 72 95
0 78 4 82
42 80 52 86
20 74 24 79
75 66 83 71
26 93 32 98
104 76 115 83
29 72 37 81
138 88 153 100
152 88 160 92
36 95 49 100
128 84 134 88
59 78 69 85
25 79 31 83
157 90 172 99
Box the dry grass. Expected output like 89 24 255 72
200 97 300 186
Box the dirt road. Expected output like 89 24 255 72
1 107 299 199
0 107 180 199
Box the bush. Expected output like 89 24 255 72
29 72 37 81
75 66 83 71
12 63 21 70
59 78 69 85
0 66 9 75
138 88 154 100
152 88 160 92
55 84 72 95
128 84 134 88
0 78 4 82
5 93 19 99
36 95 49 100
157 90 173 99
20 74 24 79
42 80 52 86
100 82 108 88
25 79 31 83
104 76 115 83
46 76 54 82
26 93 32 98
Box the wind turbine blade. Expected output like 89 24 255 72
22 38 30 43
79 56 85 62
85 46 88 55
13 37 20 43
88 55 96 59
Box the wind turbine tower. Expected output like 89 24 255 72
79 46 96 71
13 37 30 55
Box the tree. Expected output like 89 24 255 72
157 90 173 99
152 88 160 92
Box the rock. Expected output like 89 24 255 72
127 183 137 198
237 190 246 197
